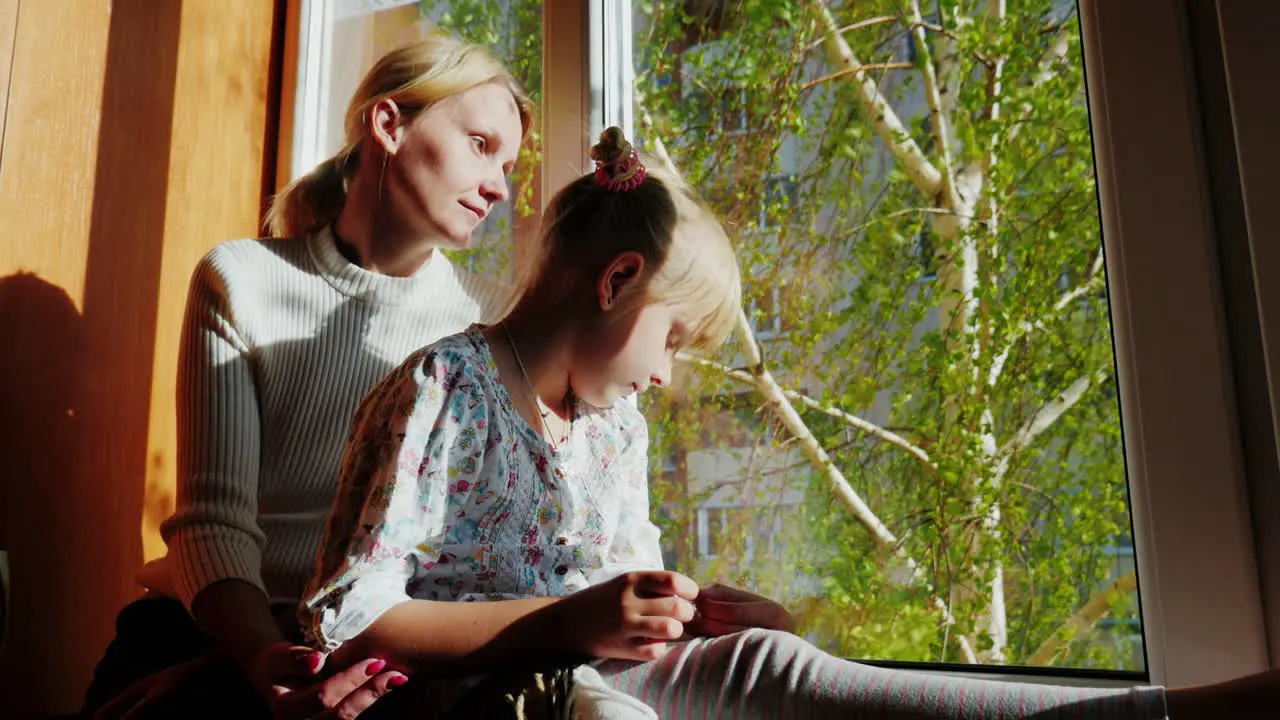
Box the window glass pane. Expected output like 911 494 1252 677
318 0 542 279
633 0 1144 672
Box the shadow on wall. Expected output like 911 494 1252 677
0 0 184 713
0 273 90 704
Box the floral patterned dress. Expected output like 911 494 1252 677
300 325 663 651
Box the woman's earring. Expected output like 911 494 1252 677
377 153 389 205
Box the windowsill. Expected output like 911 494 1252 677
856 659 1149 688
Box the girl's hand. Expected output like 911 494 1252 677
559 571 698 661
691 584 795 637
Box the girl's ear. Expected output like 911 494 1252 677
368 97 406 156
598 252 646 311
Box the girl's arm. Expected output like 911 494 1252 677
332 571 698 675
328 595 568 674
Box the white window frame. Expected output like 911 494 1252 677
278 0 1275 690
1080 0 1267 687
1214 1 1280 668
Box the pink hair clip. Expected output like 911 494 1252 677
594 149 647 192
590 126 647 192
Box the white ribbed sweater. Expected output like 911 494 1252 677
141 228 510 608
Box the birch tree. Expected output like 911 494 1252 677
426 0 1141 670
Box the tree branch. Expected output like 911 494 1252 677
1004 23 1073 150
1025 570 1137 666
682 355 935 468
988 253 1105 386
813 2 942 199
639 98 974 661
980 0 1007 174
802 63 914 92
1002 366 1111 455
907 0 959 209
804 15 898 51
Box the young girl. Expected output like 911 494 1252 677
299 128 1271 719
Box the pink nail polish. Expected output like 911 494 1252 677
366 659 388 675
388 675 409 688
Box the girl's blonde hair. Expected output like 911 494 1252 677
517 128 742 352
266 30 536 238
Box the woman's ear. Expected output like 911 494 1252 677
598 252 646 311
368 97 405 156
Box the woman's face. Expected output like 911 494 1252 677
383 82 524 249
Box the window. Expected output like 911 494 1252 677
634 1 1148 674
679 40 754 136
746 283 781 340
760 175 798 229
915 226 938 280
698 506 784 561
287 0 1274 687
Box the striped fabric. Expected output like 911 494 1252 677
592 629 1168 719
141 227 510 609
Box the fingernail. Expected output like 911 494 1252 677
308 652 324 673
367 659 388 675
388 674 409 688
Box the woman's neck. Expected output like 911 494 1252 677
494 307 578 418
332 167 437 277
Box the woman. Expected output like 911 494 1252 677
83 31 535 719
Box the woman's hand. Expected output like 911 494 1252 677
94 644 406 719
558 571 698 662
690 584 795 637
248 641 408 719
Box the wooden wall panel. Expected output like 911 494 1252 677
0 0 18 147
0 1 178 712
141 0 281 564
0 0 110 293
0 0 281 714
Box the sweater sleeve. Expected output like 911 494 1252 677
160 248 269 609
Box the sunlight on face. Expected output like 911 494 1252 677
384 83 524 248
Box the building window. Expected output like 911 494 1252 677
760 175 799 229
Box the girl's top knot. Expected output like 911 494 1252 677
590 126 647 193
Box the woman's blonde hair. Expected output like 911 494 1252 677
266 30 536 238
516 128 742 353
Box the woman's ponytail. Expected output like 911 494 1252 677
264 149 353 238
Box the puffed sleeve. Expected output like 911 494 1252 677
300 346 488 651
589 403 664 583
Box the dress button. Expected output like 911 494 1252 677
556 536 568 545
554 564 569 575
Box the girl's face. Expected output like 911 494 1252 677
382 82 524 249
570 300 691 408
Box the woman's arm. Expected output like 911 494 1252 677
150 250 397 718
164 252 280 662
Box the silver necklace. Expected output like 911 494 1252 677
500 322 573 451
